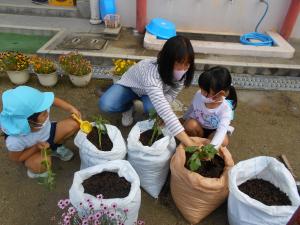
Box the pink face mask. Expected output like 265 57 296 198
173 69 187 81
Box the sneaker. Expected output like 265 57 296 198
133 100 144 114
51 145 74 161
27 169 48 179
121 107 134 127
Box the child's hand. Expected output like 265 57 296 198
69 106 81 118
36 141 50 150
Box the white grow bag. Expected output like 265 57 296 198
127 120 176 198
69 160 141 225
74 123 127 169
228 156 300 225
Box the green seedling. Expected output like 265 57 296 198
148 109 163 146
185 144 218 171
93 115 110 149
38 148 55 191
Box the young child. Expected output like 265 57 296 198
0 86 80 178
182 66 237 149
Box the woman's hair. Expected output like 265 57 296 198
198 66 237 109
157 35 195 87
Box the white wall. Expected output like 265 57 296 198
116 0 299 37
291 15 300 39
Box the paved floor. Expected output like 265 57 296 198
0 74 299 225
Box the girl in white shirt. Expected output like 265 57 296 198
183 66 237 149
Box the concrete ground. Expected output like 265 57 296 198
0 74 299 225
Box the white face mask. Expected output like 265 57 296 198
173 69 187 81
29 117 49 129
201 91 225 104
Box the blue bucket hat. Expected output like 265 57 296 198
0 86 54 136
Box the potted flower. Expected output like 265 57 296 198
30 55 58 87
59 52 92 87
69 160 141 225
127 110 176 198
170 138 234 224
228 156 300 225
0 51 30 85
112 58 136 83
74 115 126 170
54 197 145 225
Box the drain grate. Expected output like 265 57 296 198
93 66 300 91
193 72 300 91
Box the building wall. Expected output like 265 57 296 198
116 0 300 38
291 15 300 39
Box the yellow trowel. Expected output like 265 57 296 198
71 114 92 134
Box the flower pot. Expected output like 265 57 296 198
36 71 58 87
7 69 30 85
68 72 92 87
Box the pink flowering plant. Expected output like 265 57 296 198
59 52 92 76
53 195 145 225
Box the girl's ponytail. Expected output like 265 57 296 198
226 85 237 110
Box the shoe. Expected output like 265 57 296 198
133 100 144 114
51 145 74 161
121 107 134 127
32 0 48 5
27 169 48 179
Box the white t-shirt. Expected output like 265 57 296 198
184 91 233 149
5 117 51 152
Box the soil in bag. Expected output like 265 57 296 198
87 127 113 151
239 178 292 206
83 171 131 199
139 129 164 146
185 153 225 178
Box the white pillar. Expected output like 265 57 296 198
89 0 101 24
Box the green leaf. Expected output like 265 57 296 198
148 109 157 120
201 144 217 160
185 146 198 153
190 158 201 171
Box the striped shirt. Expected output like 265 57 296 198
117 59 185 136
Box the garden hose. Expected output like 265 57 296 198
240 0 274 46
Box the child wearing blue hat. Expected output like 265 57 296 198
0 86 80 179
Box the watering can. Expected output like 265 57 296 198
71 114 92 134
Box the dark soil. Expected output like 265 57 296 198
185 153 225 178
239 179 292 206
87 127 113 151
140 129 164 146
82 171 131 199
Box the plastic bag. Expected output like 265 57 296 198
127 120 176 198
69 160 141 225
228 156 300 225
74 123 127 169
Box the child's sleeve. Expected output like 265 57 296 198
6 137 25 152
210 107 232 149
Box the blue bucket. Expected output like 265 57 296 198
146 18 176 40
100 0 116 20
